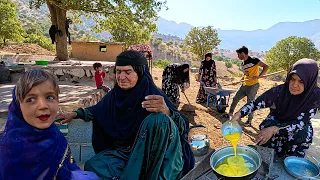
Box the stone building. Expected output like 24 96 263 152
71 41 124 61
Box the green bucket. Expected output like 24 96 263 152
35 60 49 65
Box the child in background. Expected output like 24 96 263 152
93 62 110 92
0 69 99 180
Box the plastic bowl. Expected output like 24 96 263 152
35 60 49 65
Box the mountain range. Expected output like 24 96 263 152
156 17 320 51
13 0 320 51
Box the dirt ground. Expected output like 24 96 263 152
151 65 281 151
0 58 282 151
0 43 55 56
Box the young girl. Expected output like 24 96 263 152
0 69 99 180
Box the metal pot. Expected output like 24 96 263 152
189 125 210 156
210 146 262 180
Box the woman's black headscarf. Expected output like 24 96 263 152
203 52 214 70
175 63 190 84
87 50 194 175
263 58 320 122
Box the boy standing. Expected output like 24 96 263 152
93 62 110 92
228 46 269 125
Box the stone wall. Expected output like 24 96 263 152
24 64 116 86
0 54 56 63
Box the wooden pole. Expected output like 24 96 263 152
224 70 286 86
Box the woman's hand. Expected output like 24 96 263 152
256 126 279 145
55 111 77 125
142 95 171 116
230 112 241 121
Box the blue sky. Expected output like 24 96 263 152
158 0 320 31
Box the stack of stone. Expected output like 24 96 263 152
79 89 107 107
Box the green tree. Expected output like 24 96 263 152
25 23 43 36
0 0 23 46
24 34 55 51
166 41 173 46
29 0 166 60
159 43 166 51
184 26 221 59
266 36 320 72
23 23 55 51
153 38 162 47
95 10 156 48
78 34 98 42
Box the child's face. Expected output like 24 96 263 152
97 67 102 71
19 80 59 129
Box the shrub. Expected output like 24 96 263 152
213 55 224 61
225 61 232 69
153 59 172 69
166 41 173 46
24 34 55 51
153 39 162 47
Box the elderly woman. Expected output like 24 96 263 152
231 59 320 157
58 50 194 179
196 52 217 103
162 63 190 104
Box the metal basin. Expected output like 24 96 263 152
284 156 319 179
210 146 262 180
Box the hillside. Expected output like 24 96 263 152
12 0 320 52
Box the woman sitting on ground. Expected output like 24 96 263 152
162 63 190 105
57 50 195 179
231 58 320 157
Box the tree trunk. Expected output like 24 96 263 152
47 1 68 61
